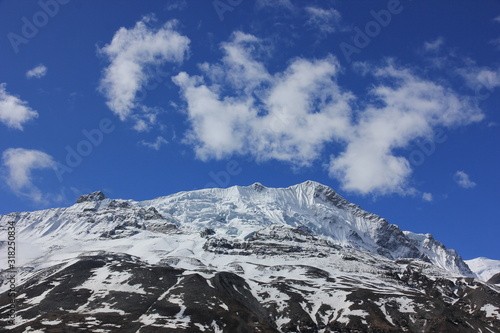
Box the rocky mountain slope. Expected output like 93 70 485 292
0 181 499 332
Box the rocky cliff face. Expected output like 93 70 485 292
0 181 498 332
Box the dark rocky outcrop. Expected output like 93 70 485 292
76 191 107 203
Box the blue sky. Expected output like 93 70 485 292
0 0 499 260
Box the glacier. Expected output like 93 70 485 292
1 180 473 276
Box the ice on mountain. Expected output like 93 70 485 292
0 181 477 278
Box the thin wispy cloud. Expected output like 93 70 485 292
490 38 500 50
455 171 477 188
458 66 500 92
173 33 484 195
0 83 38 130
491 16 500 50
422 192 433 202
305 7 343 34
2 148 57 202
256 0 294 11
139 136 168 150
423 37 444 52
165 0 187 11
26 64 48 79
421 50 500 93
98 16 190 130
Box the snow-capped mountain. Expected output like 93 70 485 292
1 181 499 332
466 257 500 282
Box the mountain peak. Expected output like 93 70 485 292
251 182 266 192
293 180 341 199
295 179 327 189
76 191 107 203
2 181 498 332
6 182 475 278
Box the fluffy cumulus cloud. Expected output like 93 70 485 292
173 32 352 163
26 64 48 79
173 32 485 196
454 171 476 188
329 62 483 194
99 16 190 130
0 83 38 130
2 148 57 202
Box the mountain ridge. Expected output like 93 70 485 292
136 180 474 276
1 181 477 276
1 181 499 332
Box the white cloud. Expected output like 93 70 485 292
454 171 476 188
305 7 342 34
139 136 168 150
490 37 500 50
165 0 187 11
466 68 500 91
2 148 57 202
199 32 272 94
422 192 433 202
173 32 352 163
329 62 483 194
476 69 500 90
457 65 500 100
26 64 47 79
0 83 39 130
256 0 294 10
99 16 190 129
173 33 485 196
490 14 500 48
423 37 444 52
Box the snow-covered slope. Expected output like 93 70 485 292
1 181 499 332
141 181 474 275
466 257 500 282
0 181 473 276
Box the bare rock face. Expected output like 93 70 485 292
488 273 500 285
1 252 499 333
76 191 107 203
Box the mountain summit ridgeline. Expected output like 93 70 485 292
1 181 499 332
